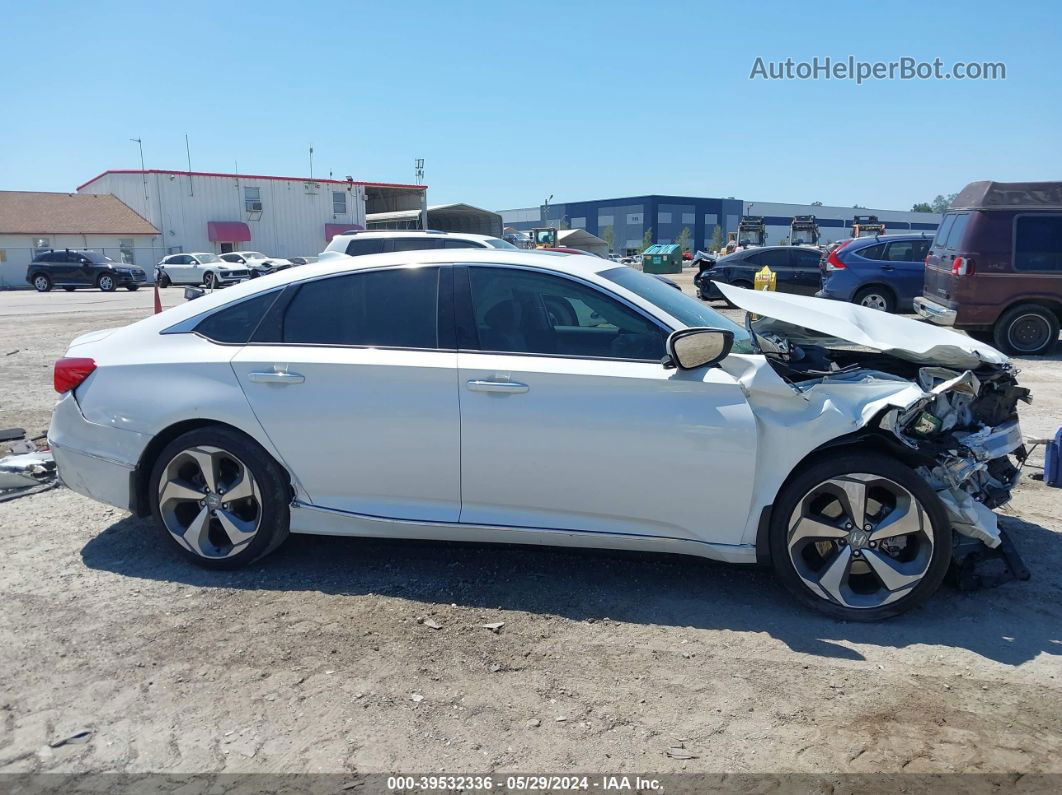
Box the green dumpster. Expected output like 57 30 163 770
641 243 682 274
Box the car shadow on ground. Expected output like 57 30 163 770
81 513 1062 667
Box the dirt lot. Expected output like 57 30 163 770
1 279 1061 776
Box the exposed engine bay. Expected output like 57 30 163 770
747 314 1033 586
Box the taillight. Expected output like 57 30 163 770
54 357 96 393
826 248 846 271
951 256 975 276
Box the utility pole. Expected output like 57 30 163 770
309 145 314 180
130 138 148 206
543 194 553 227
416 158 427 230
185 134 194 196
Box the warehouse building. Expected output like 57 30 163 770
76 169 427 264
0 191 160 288
500 195 940 255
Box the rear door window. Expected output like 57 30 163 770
792 249 822 268
882 241 918 262
281 267 440 348
391 238 443 252
1014 215 1062 272
745 249 793 269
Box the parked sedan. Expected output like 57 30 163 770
220 251 294 276
817 234 931 313
50 250 1027 621
156 253 251 288
697 245 823 302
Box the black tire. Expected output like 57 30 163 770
63 286 76 292
126 284 140 291
203 271 218 289
768 452 953 621
853 285 896 313
149 426 291 570
32 273 52 292
158 272 172 288
97 273 117 292
992 304 1059 356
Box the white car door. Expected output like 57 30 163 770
456 264 758 547
162 255 188 283
230 265 461 521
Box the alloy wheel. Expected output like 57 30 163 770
157 445 263 559
99 275 114 291
785 473 934 609
1007 313 1051 353
34 276 50 291
859 293 888 311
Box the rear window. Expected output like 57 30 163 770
1015 215 1062 272
345 238 387 256
195 290 280 343
855 243 886 260
944 213 970 250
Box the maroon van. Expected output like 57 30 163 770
914 180 1062 355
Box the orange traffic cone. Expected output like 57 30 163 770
153 280 163 314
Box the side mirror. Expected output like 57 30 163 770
664 328 734 370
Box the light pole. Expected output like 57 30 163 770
130 138 148 206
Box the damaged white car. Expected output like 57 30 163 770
48 251 1030 620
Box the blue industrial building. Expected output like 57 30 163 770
500 195 941 255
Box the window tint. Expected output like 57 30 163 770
282 267 439 348
945 213 969 250
745 249 791 268
883 241 920 262
345 238 387 256
913 239 931 261
441 239 485 249
933 214 956 248
195 291 280 344
857 243 886 260
467 267 666 360
792 249 822 268
391 238 442 252
1015 215 1062 272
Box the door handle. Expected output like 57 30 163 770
466 379 529 394
249 371 305 384
881 265 894 271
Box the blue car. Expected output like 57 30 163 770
816 234 932 313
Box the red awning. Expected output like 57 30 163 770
207 221 251 242
325 223 363 241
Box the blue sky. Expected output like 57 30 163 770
3 0 1059 211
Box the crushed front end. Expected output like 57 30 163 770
749 316 1033 589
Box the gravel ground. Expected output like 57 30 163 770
1 278 1061 776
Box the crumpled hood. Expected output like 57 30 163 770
716 283 1008 369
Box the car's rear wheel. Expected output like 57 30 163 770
158 272 172 288
63 286 76 292
769 453 952 621
126 284 140 291
993 304 1059 356
97 273 117 292
149 427 290 569
32 274 52 292
853 286 896 313
203 271 218 289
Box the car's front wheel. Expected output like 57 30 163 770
203 271 218 289
769 453 952 620
97 273 117 292
149 427 291 569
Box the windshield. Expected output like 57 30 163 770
85 252 116 264
485 237 518 250
601 267 753 353
195 253 222 263
243 252 266 259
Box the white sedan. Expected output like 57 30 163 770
219 251 293 276
48 250 1028 620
